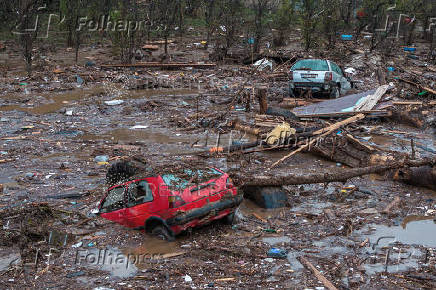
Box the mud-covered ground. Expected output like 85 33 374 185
0 38 435 289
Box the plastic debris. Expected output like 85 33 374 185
267 248 288 259
130 125 149 129
76 75 84 86
344 67 356 75
105 100 124 106
183 275 192 282
341 35 353 41
72 241 83 248
94 155 109 163
253 58 273 71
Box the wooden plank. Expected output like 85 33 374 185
298 256 338 290
354 85 390 111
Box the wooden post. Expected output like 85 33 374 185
257 87 268 115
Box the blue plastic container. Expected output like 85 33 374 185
341 35 353 41
403 47 416 52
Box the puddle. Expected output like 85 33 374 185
0 87 106 114
262 236 291 246
362 247 424 275
352 216 436 274
239 199 286 219
357 218 436 248
81 128 191 144
0 87 196 115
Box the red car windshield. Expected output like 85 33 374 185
292 59 329 71
161 168 223 190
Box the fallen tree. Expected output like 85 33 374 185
234 158 435 187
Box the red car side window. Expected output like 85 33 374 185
127 180 154 207
101 186 125 213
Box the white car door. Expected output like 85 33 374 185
329 61 351 93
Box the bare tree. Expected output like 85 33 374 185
13 0 45 77
251 0 273 53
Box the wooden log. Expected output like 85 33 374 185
393 166 436 190
271 114 365 168
298 256 338 290
233 122 260 136
235 158 435 187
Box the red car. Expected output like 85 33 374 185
97 167 242 240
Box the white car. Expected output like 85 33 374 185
289 59 352 98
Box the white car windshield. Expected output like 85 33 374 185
292 59 329 71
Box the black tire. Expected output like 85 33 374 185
106 161 136 185
330 86 340 99
151 225 175 241
224 212 235 225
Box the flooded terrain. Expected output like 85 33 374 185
0 39 435 289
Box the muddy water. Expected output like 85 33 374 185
239 199 286 219
81 128 191 145
0 87 106 114
357 217 436 248
0 87 197 115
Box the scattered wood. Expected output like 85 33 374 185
398 78 436 95
298 256 338 290
101 62 216 69
271 114 365 168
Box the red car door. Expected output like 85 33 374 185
99 184 128 226
124 178 169 228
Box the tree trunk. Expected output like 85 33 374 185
234 159 435 187
257 88 268 114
